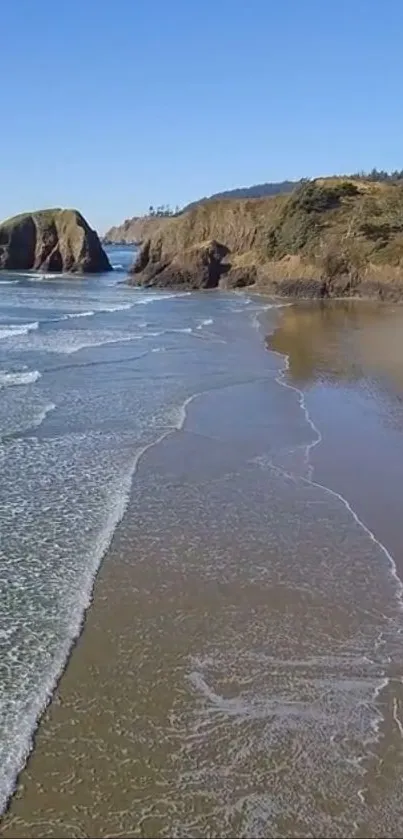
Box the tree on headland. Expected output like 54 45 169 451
353 168 403 182
147 204 180 218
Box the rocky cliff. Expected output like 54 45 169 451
0 209 111 273
103 215 170 245
130 179 403 299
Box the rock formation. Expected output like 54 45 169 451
129 179 403 299
131 239 229 288
0 209 112 273
103 215 170 245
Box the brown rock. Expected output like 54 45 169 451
0 209 111 274
130 239 229 289
126 178 403 299
219 265 257 289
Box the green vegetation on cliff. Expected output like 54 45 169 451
131 177 403 298
182 180 297 212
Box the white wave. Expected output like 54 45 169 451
0 421 178 815
61 310 96 320
196 318 213 330
135 292 191 305
112 263 124 269
2 324 150 355
14 273 60 281
264 302 293 313
0 280 19 285
1 388 204 815
29 402 56 430
0 322 39 340
28 275 53 281
233 294 253 305
59 303 133 322
165 392 200 431
47 332 144 355
135 326 193 340
0 403 56 452
101 302 133 313
0 369 41 389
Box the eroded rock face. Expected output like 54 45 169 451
0 209 112 273
219 265 258 289
130 239 230 289
126 179 403 299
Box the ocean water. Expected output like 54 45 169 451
0 247 282 813
1 252 403 836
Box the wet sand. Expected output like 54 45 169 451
3 300 403 838
269 300 403 564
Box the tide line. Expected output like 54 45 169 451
270 345 403 807
272 348 403 614
0 386 202 816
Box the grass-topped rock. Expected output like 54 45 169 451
130 178 403 299
0 209 112 273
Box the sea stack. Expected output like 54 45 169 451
0 208 112 273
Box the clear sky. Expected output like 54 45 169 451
1 0 403 232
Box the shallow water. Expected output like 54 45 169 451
0 249 283 816
1 270 403 836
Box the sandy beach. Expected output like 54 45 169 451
2 298 403 838
2 0 403 834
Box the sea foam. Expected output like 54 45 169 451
0 322 39 340
0 369 41 389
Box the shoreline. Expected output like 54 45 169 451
0 293 284 822
127 278 403 303
3 296 403 836
259 302 403 595
0 300 280 820
269 326 403 821
0 391 211 820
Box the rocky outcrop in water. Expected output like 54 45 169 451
0 209 111 273
130 239 230 289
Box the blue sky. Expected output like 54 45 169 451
1 0 403 231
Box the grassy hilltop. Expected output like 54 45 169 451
131 177 403 298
